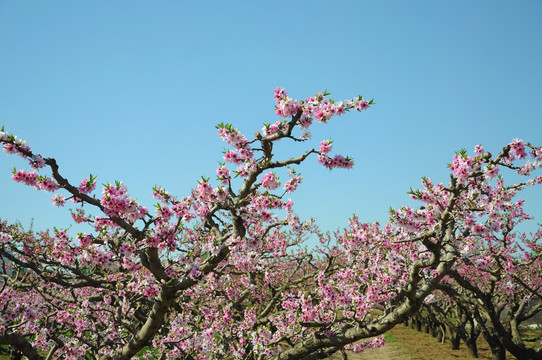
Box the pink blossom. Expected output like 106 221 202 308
298 114 313 129
262 121 284 136
260 172 280 190
518 162 536 176
78 234 93 248
275 97 300 118
71 208 89 224
531 148 542 161
355 100 370 111
195 181 213 201
273 87 287 100
3 143 18 155
284 176 302 193
274 88 300 117
237 146 253 160
449 153 474 183
29 155 45 169
217 124 248 148
156 205 173 222
319 139 333 155
334 101 345 115
216 165 231 185
38 177 58 192
510 138 526 159
313 108 326 123
484 164 499 179
223 150 242 164
318 154 354 170
100 182 147 222
0 232 13 245
56 310 72 324
189 265 202 278
78 177 97 194
12 169 38 186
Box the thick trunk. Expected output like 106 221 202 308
429 323 438 338
506 347 542 360
109 282 179 359
0 334 43 360
509 317 527 350
415 318 422 331
449 333 460 350
483 333 506 360
464 338 479 358
421 323 429 334
502 336 542 360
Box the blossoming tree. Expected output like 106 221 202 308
0 88 541 359
388 141 542 359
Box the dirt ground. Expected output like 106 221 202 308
331 324 513 360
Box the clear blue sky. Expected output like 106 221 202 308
1 1 541 241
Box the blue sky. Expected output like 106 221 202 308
1 1 541 241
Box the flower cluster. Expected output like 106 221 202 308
100 182 147 222
260 172 280 190
318 139 333 155
216 164 231 185
449 151 477 184
218 123 254 167
12 169 59 191
317 154 354 169
262 121 288 136
284 176 302 193
274 88 300 118
510 138 527 159
78 176 97 194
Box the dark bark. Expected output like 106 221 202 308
464 337 479 358
0 333 43 360
449 331 460 351
482 332 506 360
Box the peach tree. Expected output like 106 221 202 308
0 89 540 359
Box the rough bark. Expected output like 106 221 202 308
0 334 43 360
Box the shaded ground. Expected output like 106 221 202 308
331 324 512 360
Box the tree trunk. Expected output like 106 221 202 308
430 323 439 338
438 324 446 344
483 333 505 360
449 333 460 350
465 338 479 358
10 351 23 360
422 323 429 334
